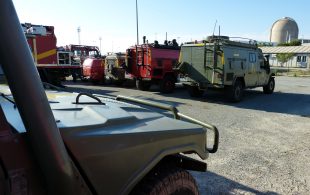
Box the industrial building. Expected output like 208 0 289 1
260 17 310 69
261 46 310 69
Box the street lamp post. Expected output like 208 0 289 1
136 0 139 45
135 0 139 68
99 36 102 52
77 26 81 45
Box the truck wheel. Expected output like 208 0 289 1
160 76 175 93
228 80 244 102
263 77 275 94
91 79 100 85
188 86 204 97
130 166 199 195
114 79 124 86
136 80 151 91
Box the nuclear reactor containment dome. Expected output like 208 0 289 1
270 17 299 43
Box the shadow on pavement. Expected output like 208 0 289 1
193 171 279 195
205 89 310 117
64 80 310 117
157 87 310 117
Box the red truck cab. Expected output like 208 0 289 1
82 57 105 84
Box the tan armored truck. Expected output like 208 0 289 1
176 36 275 102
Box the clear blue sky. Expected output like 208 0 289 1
13 0 310 53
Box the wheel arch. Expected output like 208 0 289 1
233 76 245 88
128 154 206 194
163 71 177 82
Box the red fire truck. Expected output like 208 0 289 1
22 23 80 86
126 38 180 93
63 44 102 82
65 44 101 65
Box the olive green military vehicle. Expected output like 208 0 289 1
176 36 275 102
0 1 218 194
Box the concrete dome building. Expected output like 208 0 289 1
270 17 299 43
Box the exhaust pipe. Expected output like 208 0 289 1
0 1 90 194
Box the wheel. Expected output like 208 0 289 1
114 79 125 86
228 80 244 102
91 79 100 85
72 73 77 82
160 76 175 93
263 77 275 94
130 166 199 195
188 86 204 97
136 80 151 91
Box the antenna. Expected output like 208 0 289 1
212 20 217 36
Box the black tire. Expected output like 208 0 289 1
91 79 100 85
130 166 199 195
114 79 125 86
72 73 77 82
136 79 151 91
263 77 275 94
188 86 204 97
228 80 244 102
160 75 175 93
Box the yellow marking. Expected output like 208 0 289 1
178 51 182 62
33 39 38 63
221 53 225 65
36 49 57 61
195 43 205 46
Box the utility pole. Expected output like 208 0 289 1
136 0 139 45
77 26 81 45
135 0 139 67
99 36 102 52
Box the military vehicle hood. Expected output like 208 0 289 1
0 85 209 194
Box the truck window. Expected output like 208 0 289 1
249 53 256 63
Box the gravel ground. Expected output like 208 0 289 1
64 76 310 195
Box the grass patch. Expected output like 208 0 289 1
272 68 310 77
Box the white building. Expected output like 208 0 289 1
260 46 310 69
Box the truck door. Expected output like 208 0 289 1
137 46 150 78
258 54 269 86
244 52 259 87
26 36 37 64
